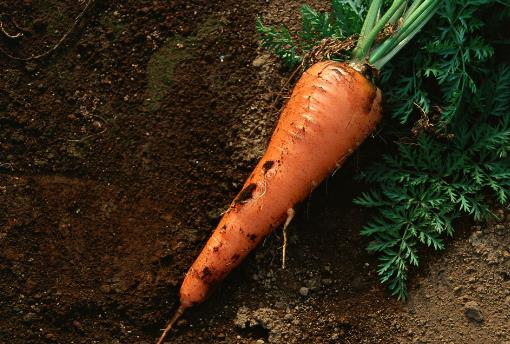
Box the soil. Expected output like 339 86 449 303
0 1 508 344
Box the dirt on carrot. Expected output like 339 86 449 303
0 1 509 344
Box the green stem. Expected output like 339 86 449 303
353 0 408 61
403 0 424 21
352 0 383 60
370 0 439 68
389 1 407 25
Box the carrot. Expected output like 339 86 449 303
156 61 381 343
156 1 439 342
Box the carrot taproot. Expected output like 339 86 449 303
156 60 382 344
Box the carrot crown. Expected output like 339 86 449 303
257 0 440 71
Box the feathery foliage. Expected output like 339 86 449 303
257 0 510 300
356 65 510 298
256 1 367 69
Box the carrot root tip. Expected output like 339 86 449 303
155 304 187 344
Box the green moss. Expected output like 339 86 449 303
99 14 126 42
144 16 221 112
144 36 192 111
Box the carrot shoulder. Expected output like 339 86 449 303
179 61 382 308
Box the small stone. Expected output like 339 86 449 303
496 209 505 219
256 340 265 344
252 55 268 67
160 213 173 222
73 320 84 331
100 284 111 293
22 312 37 323
299 287 309 296
25 63 37 72
322 278 333 286
176 319 188 327
464 301 483 322
45 333 56 341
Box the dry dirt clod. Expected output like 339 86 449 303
252 54 269 67
464 301 484 323
299 287 309 296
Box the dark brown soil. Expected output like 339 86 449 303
1 1 508 344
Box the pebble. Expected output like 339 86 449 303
464 301 483 322
252 55 268 67
25 63 37 72
72 320 84 331
299 287 309 296
322 278 332 286
256 340 265 344
176 319 188 327
45 332 56 341
22 312 37 323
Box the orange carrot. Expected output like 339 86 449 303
156 61 382 344
155 0 441 339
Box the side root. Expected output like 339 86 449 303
282 207 295 269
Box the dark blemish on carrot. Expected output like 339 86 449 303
312 84 327 93
234 183 257 204
247 233 257 241
231 253 240 262
331 68 345 77
262 160 274 172
201 267 212 281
